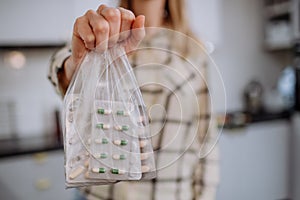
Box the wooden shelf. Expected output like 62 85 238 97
265 2 291 18
265 41 293 51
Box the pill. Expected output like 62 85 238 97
95 138 109 144
100 153 108 158
94 153 108 159
97 108 112 115
139 140 148 148
96 123 110 130
113 140 121 145
114 125 129 131
116 110 130 116
140 153 149 160
102 138 109 144
69 166 85 179
110 168 125 175
112 154 126 160
113 139 128 146
141 165 150 173
92 167 106 173
84 159 89 168
94 153 100 158
121 140 128 145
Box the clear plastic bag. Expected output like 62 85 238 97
62 45 156 188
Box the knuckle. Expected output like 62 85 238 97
74 16 83 25
105 8 120 21
74 17 84 30
97 4 106 13
93 21 109 34
85 34 95 43
85 9 95 17
122 10 135 22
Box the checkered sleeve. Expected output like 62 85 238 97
47 46 72 96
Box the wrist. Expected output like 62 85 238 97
63 56 75 83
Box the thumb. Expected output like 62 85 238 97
125 15 145 53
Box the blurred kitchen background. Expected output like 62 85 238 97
0 0 300 199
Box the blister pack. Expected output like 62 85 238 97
62 45 156 188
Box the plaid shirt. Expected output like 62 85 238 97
48 30 219 200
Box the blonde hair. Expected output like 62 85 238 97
120 0 191 36
119 0 203 55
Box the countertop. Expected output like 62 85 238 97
0 135 63 159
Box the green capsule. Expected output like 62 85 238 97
119 154 126 160
99 168 106 173
96 123 110 130
92 167 106 173
114 125 129 131
100 153 107 159
117 110 130 116
97 108 111 115
113 154 126 160
96 123 103 129
121 140 128 146
122 125 129 131
110 168 125 175
97 108 105 114
111 168 118 174
116 110 124 115
102 138 108 144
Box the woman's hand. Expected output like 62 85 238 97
62 5 145 86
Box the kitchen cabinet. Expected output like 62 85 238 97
263 0 300 51
291 113 300 200
0 150 75 200
216 120 291 200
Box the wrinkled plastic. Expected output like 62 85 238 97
62 45 156 188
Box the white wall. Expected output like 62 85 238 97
0 49 62 138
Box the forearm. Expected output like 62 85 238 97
57 56 72 95
48 46 72 97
